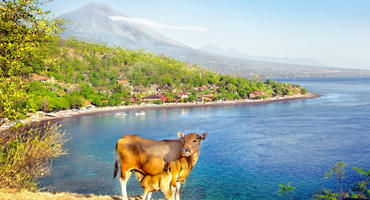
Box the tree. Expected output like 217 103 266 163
79 83 95 100
0 0 63 123
0 78 30 126
313 162 369 200
0 0 63 77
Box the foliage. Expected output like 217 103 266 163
154 99 163 104
0 123 68 190
0 0 62 77
0 0 69 192
25 38 306 110
0 0 63 121
312 161 369 200
0 78 30 126
278 182 295 200
313 189 342 200
0 0 63 77
324 161 347 196
351 168 370 199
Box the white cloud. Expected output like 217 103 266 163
109 16 207 32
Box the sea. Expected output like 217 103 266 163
40 78 370 199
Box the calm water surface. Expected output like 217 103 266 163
41 78 370 199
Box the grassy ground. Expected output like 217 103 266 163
0 190 145 200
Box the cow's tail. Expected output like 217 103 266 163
113 142 119 178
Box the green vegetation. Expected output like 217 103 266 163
0 0 63 124
313 162 369 200
278 182 296 200
1 0 307 116
20 38 307 112
279 162 369 200
0 0 67 191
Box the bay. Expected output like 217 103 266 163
40 78 370 199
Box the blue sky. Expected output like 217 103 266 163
45 0 370 69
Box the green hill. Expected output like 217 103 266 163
25 38 307 112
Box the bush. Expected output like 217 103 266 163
49 97 70 111
124 100 131 106
0 123 68 190
65 95 84 109
92 97 103 107
154 100 163 104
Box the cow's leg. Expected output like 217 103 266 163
146 192 152 200
142 189 148 200
175 182 181 200
171 186 176 200
163 185 174 200
120 170 132 200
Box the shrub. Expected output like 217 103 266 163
0 123 68 190
49 97 70 111
92 97 103 107
124 100 131 106
65 95 84 109
154 100 163 104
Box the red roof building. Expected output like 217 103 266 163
160 96 168 102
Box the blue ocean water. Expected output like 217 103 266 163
40 78 370 199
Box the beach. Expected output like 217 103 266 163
0 92 321 133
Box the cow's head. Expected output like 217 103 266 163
177 132 207 157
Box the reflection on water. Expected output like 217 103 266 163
41 78 370 199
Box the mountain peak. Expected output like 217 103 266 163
66 1 124 17
60 1 187 51
80 1 112 10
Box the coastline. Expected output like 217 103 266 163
0 92 321 133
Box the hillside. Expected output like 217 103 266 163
60 2 370 78
198 43 327 66
24 38 306 112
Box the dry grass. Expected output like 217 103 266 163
0 123 68 189
0 190 169 200
0 189 147 200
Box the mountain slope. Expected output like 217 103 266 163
199 44 327 67
61 2 188 52
61 2 370 78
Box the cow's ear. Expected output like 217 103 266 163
177 132 185 139
201 132 207 140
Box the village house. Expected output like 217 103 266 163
248 91 263 99
129 98 137 103
31 74 50 82
31 73 57 83
201 97 213 102
157 92 165 98
83 100 91 107
101 99 109 104
160 96 168 102
142 94 160 101
178 92 188 99
199 86 207 90
117 80 129 85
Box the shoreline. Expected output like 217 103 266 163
0 92 321 133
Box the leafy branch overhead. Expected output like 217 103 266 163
0 0 64 123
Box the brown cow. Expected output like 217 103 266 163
114 132 207 200
168 132 206 200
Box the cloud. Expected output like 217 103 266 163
108 16 207 32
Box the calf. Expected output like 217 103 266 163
135 167 173 200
